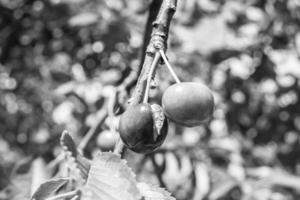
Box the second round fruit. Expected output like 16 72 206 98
162 82 214 127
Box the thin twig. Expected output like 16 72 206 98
78 109 108 152
107 88 117 118
70 195 79 200
46 153 65 170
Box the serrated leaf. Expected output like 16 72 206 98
83 152 141 200
31 178 70 200
60 131 91 181
150 104 165 134
137 182 176 200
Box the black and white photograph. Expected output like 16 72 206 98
1 0 300 199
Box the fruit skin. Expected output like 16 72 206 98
162 82 214 127
118 103 168 153
97 130 119 151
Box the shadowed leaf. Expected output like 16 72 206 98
31 178 70 200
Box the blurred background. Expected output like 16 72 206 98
1 0 300 199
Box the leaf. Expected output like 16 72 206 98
60 130 77 158
75 155 91 180
137 182 176 200
60 131 91 181
31 178 70 200
83 152 141 200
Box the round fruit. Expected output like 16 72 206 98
162 82 214 127
97 130 119 151
118 103 168 153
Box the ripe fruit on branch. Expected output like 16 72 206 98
97 130 119 151
118 103 168 153
162 82 214 127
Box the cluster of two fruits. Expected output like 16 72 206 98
119 82 215 153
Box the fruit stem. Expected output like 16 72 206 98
159 49 181 83
143 51 161 103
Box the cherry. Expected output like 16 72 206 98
118 103 168 153
162 82 214 127
97 130 119 151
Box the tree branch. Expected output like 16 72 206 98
118 0 163 91
139 0 164 73
130 0 177 106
